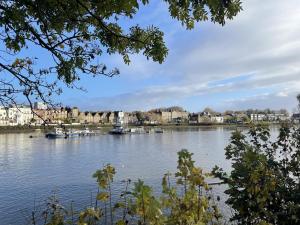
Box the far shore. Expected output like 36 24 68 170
0 122 283 134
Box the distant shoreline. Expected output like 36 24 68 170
0 122 282 134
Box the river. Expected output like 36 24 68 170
0 126 278 224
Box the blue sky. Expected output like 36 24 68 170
4 0 300 112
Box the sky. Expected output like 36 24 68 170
5 0 300 112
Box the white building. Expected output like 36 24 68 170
266 113 289 122
0 107 9 126
211 115 224 123
34 102 47 110
250 114 266 121
7 106 33 125
251 113 289 122
115 111 124 125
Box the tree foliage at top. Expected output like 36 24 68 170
0 0 242 107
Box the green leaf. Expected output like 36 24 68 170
96 192 109 202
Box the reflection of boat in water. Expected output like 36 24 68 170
154 128 164 133
46 127 96 138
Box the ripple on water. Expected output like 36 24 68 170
0 127 264 224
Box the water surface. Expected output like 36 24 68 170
0 126 277 224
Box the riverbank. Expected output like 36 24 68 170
0 124 105 134
0 122 280 134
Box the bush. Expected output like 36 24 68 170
34 150 222 225
213 124 300 225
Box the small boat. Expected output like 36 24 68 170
79 127 95 136
46 128 67 138
128 126 145 134
109 123 126 135
66 129 80 137
46 127 96 138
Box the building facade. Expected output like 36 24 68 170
7 106 33 125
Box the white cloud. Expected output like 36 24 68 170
72 0 300 111
221 92 299 112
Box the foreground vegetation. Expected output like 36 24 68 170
213 123 300 225
32 149 222 225
28 123 299 225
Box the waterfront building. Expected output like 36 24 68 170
34 102 47 110
92 112 101 124
149 109 189 123
188 112 224 124
84 112 93 124
99 112 108 124
250 113 266 122
124 112 139 124
266 113 289 122
7 106 33 125
115 111 124 125
52 108 68 124
210 115 224 123
33 109 46 125
106 112 115 124
0 107 9 126
78 112 86 124
250 112 289 122
188 113 199 124
68 107 79 122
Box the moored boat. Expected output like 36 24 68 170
109 124 126 135
128 126 145 134
45 128 66 138
66 129 80 137
46 127 96 138
79 127 95 136
109 111 126 135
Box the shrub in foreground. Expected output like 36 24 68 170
213 124 300 225
35 150 221 225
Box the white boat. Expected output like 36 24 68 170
46 128 66 138
79 127 95 136
66 129 80 137
109 124 126 135
128 127 145 134
46 127 95 138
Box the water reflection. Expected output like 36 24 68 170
0 127 267 224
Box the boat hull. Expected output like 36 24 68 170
109 130 126 135
46 128 96 138
46 133 66 138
